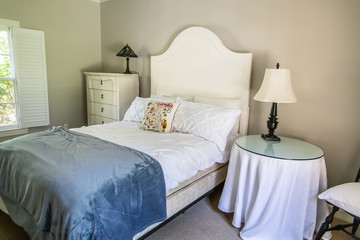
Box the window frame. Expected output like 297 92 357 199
0 19 20 132
0 18 50 136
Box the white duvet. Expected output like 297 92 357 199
72 121 227 191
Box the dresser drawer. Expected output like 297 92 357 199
87 76 117 91
88 89 116 105
85 72 139 126
88 102 117 119
88 115 115 125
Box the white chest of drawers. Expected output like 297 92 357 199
84 72 139 126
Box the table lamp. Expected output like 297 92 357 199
116 44 138 74
253 63 297 141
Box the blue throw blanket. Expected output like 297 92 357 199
0 127 166 240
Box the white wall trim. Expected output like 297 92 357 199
0 128 28 138
90 0 109 3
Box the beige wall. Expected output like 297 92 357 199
0 0 102 139
0 0 358 187
100 0 360 187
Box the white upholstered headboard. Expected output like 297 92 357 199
151 27 252 136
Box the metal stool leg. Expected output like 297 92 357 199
315 206 339 240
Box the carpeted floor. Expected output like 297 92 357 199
0 187 358 240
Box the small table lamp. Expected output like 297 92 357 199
116 44 138 74
254 63 297 141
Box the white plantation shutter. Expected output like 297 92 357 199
12 27 49 128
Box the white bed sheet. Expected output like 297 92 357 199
71 121 227 191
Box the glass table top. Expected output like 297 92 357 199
235 135 324 160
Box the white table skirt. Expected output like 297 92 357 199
218 144 331 240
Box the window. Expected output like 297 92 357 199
0 26 17 129
0 18 49 133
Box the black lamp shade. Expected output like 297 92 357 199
116 44 138 58
116 44 138 74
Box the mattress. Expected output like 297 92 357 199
166 162 226 196
72 121 228 191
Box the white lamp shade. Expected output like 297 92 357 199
254 68 297 103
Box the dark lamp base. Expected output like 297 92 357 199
262 102 281 142
123 57 132 74
261 133 281 141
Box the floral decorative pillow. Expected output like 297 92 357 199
141 102 180 133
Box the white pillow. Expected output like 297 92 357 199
123 97 151 122
194 96 242 135
318 182 360 217
172 100 241 151
123 96 176 122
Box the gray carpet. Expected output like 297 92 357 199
146 187 241 240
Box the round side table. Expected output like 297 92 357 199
218 135 330 240
235 135 324 160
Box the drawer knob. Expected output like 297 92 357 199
101 94 104 99
101 107 104 112
101 80 103 85
102 121 104 124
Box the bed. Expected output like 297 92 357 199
0 27 252 239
